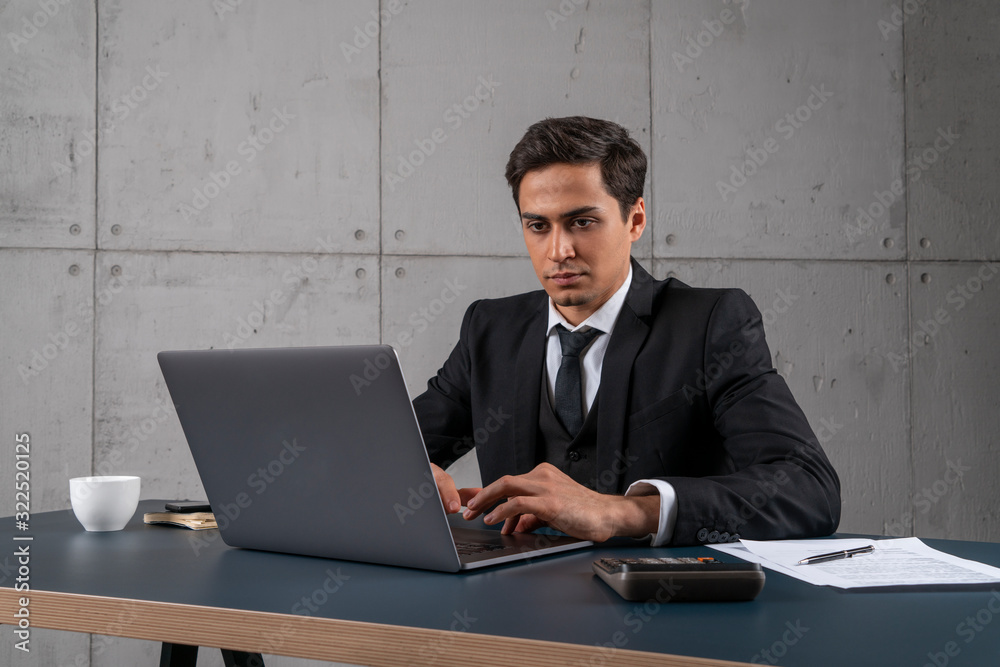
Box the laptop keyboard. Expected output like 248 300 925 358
455 541 509 556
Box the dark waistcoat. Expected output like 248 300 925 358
536 378 600 490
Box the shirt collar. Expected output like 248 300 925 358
546 264 633 336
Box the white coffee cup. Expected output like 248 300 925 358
69 476 141 531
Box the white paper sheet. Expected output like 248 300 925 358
708 537 1000 589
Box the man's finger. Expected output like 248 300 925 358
430 463 461 513
485 495 550 527
514 514 546 533
465 474 543 516
457 487 482 506
501 515 519 535
501 514 543 535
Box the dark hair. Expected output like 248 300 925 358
505 116 647 221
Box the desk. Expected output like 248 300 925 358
2 500 1000 666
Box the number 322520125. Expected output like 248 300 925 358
15 433 30 521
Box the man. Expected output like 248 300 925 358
413 116 840 546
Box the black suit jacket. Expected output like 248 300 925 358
413 258 841 545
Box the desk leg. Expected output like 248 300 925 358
221 649 266 666
159 642 198 667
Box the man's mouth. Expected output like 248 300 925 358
549 272 583 286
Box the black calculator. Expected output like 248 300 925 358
592 557 765 602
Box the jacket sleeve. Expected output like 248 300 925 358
411 300 479 469
662 290 842 545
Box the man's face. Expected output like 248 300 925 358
518 162 645 326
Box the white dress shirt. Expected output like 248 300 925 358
543 265 678 546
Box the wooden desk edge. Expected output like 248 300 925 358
1 588 750 667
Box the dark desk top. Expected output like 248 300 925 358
4 500 1000 666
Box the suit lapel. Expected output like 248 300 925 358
512 297 548 475
595 258 656 493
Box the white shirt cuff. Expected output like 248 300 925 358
624 479 678 547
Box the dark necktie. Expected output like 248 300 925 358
554 324 603 436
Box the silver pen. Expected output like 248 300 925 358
797 545 875 565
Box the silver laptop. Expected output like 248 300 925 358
157 345 591 571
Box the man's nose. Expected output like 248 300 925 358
547 227 575 262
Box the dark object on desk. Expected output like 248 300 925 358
797 544 874 565
165 501 212 513
592 557 765 602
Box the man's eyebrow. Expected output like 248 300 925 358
521 205 602 222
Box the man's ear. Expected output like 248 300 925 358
627 197 646 241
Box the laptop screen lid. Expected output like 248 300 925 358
157 345 590 572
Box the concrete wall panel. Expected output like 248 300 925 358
381 254 538 401
96 0 380 254
0 249 94 516
0 0 95 248
653 259 910 535
93 251 379 502
905 1 1000 261
910 262 1000 542
651 0 904 260
381 0 651 258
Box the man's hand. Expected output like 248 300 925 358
430 463 481 514
460 463 660 542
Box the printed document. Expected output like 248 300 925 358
709 537 1000 589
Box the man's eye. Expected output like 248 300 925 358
572 219 595 227
527 222 547 232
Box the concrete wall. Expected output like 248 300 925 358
1 0 998 664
